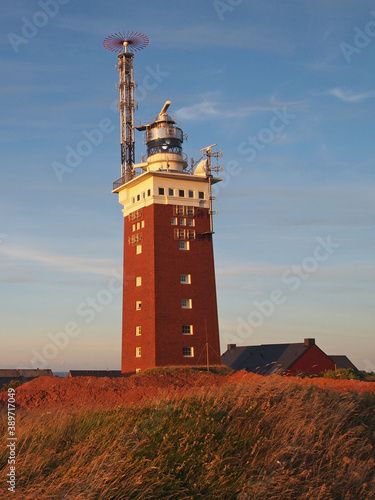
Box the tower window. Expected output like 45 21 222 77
137 194 140 201
188 190 194 198
171 217 177 225
179 218 186 226
141 220 145 228
142 191 146 199
187 207 194 215
137 222 140 230
136 244 142 254
132 224 136 232
179 189 185 197
181 299 192 309
136 347 141 358
136 326 141 336
136 368 141 373
180 274 191 284
188 219 195 227
147 189 151 197
182 325 193 335
183 347 194 357
169 188 174 196
179 241 189 250
132 197 135 204
136 301 142 310
198 191 204 199
159 187 164 195
136 276 142 287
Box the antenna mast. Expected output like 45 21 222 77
104 31 149 183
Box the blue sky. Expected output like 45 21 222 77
1 0 374 371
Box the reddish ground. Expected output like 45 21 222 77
0 371 374 410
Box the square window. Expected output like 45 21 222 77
182 325 193 335
169 188 174 196
179 189 185 197
188 190 194 198
136 326 142 336
136 276 142 287
136 301 142 310
183 347 194 357
181 298 192 309
198 191 204 199
179 241 189 250
179 218 186 226
188 219 195 227
136 244 142 254
171 217 177 225
180 274 191 284
136 347 141 358
159 187 165 195
136 368 141 373
147 189 151 197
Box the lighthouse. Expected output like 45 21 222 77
105 32 222 375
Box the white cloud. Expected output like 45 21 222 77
326 88 375 103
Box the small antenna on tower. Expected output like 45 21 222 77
104 31 149 184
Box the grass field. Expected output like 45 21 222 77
1 372 374 499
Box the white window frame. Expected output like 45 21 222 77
181 299 192 309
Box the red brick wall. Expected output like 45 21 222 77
288 344 335 375
121 202 221 375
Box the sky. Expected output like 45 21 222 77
1 0 374 372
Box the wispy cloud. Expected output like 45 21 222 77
326 88 375 103
0 245 117 277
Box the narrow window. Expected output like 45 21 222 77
137 194 140 201
132 197 135 204
136 326 142 336
137 222 140 230
188 190 194 198
159 187 165 195
132 224 136 232
141 220 145 228
182 325 193 335
136 347 141 358
136 301 142 310
147 189 151 197
181 299 192 309
136 244 142 254
169 188 174 196
136 276 142 287
142 191 146 199
180 274 191 284
183 347 194 357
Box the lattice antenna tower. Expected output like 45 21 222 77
104 31 149 183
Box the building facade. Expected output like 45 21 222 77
113 103 222 375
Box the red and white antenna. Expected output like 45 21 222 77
104 31 149 183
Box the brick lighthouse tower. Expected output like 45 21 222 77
104 32 222 375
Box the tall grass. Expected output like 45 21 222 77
1 376 374 499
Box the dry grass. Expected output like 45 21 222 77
1 375 374 499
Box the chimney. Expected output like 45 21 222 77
227 344 237 351
304 338 315 347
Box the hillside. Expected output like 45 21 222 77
1 370 374 499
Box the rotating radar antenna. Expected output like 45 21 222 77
104 31 149 183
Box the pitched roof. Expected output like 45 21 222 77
221 343 309 375
329 355 358 371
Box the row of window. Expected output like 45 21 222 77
135 240 190 253
135 347 194 358
135 325 193 336
131 189 205 204
134 274 191 286
132 221 145 231
135 299 192 310
171 217 195 226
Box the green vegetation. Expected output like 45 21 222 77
0 376 374 499
137 365 233 376
322 368 363 380
0 379 23 391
